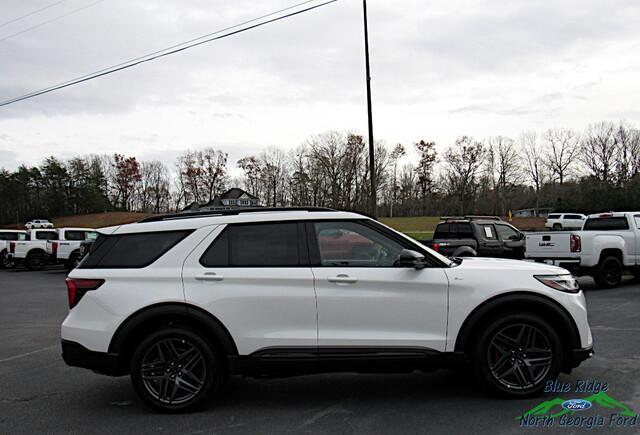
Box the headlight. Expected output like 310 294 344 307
534 274 580 293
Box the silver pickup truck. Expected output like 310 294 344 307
525 212 640 288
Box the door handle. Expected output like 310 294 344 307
195 272 224 282
328 274 358 284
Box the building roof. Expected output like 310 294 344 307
220 188 258 200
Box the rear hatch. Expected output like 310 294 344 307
525 232 581 260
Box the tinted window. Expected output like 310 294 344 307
635 215 640 229
583 217 629 231
0 232 23 241
80 230 191 268
548 214 561 219
35 231 58 240
495 224 519 240
314 221 404 267
64 230 88 241
200 223 300 267
434 222 473 239
481 225 496 239
565 214 583 219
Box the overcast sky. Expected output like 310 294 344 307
1 0 639 175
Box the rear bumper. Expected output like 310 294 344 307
61 340 124 376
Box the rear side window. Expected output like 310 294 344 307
0 232 21 241
481 225 496 239
434 222 473 239
583 217 629 231
64 230 88 241
200 223 302 267
35 231 58 240
565 214 583 219
548 214 561 219
79 230 191 268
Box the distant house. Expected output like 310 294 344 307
182 188 260 212
513 208 553 218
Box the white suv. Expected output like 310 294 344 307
25 219 54 229
61 208 593 412
545 213 586 230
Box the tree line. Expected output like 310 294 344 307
0 120 638 225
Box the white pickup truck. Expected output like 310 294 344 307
7 227 94 271
45 228 97 271
525 211 640 288
0 229 28 268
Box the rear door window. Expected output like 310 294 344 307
583 217 630 231
548 214 561 219
0 232 21 241
80 230 192 268
565 214 583 220
35 231 58 240
200 222 302 267
482 225 496 239
64 230 88 241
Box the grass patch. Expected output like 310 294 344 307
402 231 434 241
380 216 441 232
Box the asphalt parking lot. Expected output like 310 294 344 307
1 267 639 435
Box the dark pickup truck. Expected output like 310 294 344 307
423 216 526 259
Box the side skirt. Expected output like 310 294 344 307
228 347 466 378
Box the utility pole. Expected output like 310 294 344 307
363 0 377 218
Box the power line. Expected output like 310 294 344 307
0 0 337 108
0 0 106 44
0 0 69 29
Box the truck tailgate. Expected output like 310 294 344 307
525 232 578 259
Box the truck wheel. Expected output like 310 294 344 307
65 254 80 272
472 312 562 397
552 223 562 231
130 326 223 413
25 251 46 271
593 256 623 289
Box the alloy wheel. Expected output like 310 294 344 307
140 338 207 405
487 323 553 390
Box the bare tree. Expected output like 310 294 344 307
388 143 406 218
520 131 547 213
443 136 484 214
581 122 618 182
544 128 579 184
613 123 640 184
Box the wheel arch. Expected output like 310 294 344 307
108 302 238 373
454 292 581 364
451 246 477 257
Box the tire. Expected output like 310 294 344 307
472 312 563 398
25 251 46 271
552 223 562 231
65 253 80 272
593 256 623 289
130 326 223 413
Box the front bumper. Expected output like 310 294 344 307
61 340 124 376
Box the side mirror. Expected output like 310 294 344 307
399 249 427 269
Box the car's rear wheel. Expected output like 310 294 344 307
594 256 623 288
552 223 562 230
65 253 80 272
130 327 222 413
473 313 562 397
25 251 46 271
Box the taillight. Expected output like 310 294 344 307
66 278 104 309
570 234 581 253
432 243 440 252
9 241 15 253
51 242 58 256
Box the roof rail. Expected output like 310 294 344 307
441 215 502 222
138 207 336 223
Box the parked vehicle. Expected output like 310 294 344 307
62 207 592 412
526 211 640 288
46 228 97 272
7 228 59 270
25 219 54 229
545 213 586 230
425 216 525 259
0 229 27 268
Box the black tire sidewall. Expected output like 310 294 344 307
26 251 45 270
472 312 563 397
595 256 623 288
130 326 221 413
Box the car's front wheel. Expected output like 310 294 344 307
130 326 222 413
473 313 562 397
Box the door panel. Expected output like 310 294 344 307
182 224 318 355
309 220 449 352
312 267 449 351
